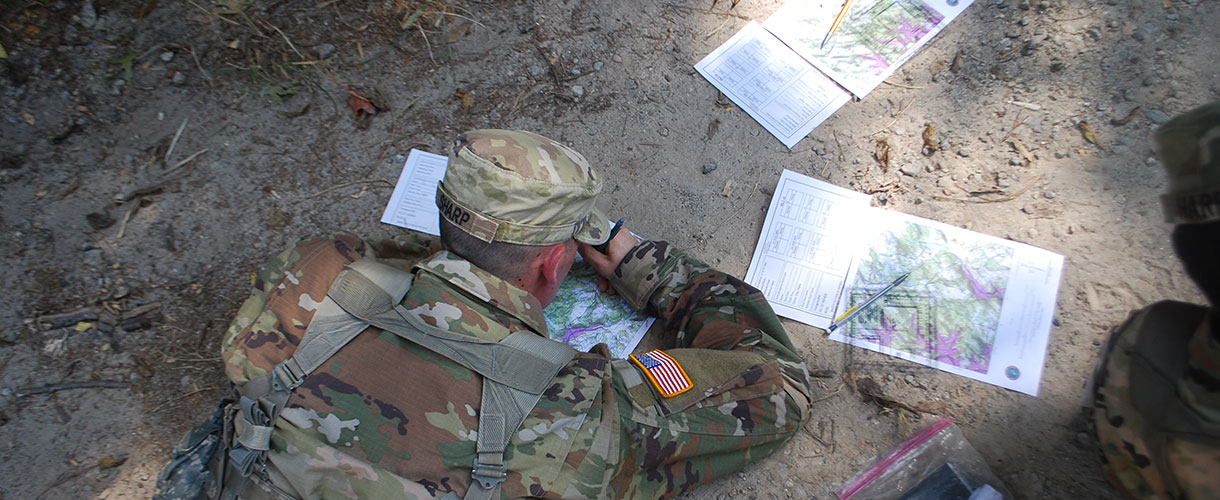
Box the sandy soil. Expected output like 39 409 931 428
1 0 1217 498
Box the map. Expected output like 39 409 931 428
544 258 654 358
763 0 974 98
843 220 1013 374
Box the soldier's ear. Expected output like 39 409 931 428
540 242 568 285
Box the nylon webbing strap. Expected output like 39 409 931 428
332 261 576 395
336 261 578 500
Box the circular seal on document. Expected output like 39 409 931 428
1005 366 1020 380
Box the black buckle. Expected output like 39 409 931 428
470 460 507 490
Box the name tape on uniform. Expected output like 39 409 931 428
630 350 693 398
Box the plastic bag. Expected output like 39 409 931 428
837 416 1011 500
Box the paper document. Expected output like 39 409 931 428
694 22 852 149
381 150 655 357
744 170 872 328
746 170 1064 395
764 0 975 98
380 149 449 236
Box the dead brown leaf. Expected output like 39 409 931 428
874 137 891 172
454 89 474 113
921 123 939 155
1078 121 1103 148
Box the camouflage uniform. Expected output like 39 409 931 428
222 233 811 499
1090 102 1220 499
219 129 812 499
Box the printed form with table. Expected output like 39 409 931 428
381 0 1064 397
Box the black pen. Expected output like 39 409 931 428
595 218 625 253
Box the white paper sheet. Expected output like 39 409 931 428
380 150 655 357
746 169 1064 395
744 170 872 328
695 22 852 149
764 0 975 98
830 209 1064 396
380 149 449 236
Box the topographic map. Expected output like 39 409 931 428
844 220 1013 374
545 259 654 358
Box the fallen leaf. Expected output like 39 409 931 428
1078 121 1102 148
34 189 48 198
454 89 474 113
721 179 735 197
278 103 311 118
874 137 891 172
23 24 40 37
97 456 127 469
22 112 35 125
347 90 377 117
921 122 939 154
73 321 94 332
0 42 7 59
228 39 241 49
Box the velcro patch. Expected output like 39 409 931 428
630 350 693 398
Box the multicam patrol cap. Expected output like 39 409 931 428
436 129 611 246
1157 101 1220 224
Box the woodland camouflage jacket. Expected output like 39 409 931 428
222 233 812 499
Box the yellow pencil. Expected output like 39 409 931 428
820 0 856 49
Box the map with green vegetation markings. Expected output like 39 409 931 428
845 220 1013 373
545 259 654 358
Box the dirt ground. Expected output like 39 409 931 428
1 0 1218 498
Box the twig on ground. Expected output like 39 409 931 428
116 196 141 239
934 174 1044 204
872 100 913 136
36 465 98 499
171 148 209 171
16 380 129 398
186 45 214 86
811 381 846 404
165 118 189 166
261 19 305 59
833 130 844 161
663 3 750 20
882 80 925 90
184 0 241 27
416 24 437 66
308 178 394 198
999 112 1030 144
150 385 225 413
704 17 733 40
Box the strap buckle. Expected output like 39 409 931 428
470 459 507 490
271 360 305 392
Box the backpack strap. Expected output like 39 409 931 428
330 261 577 500
231 259 576 500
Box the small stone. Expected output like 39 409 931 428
1076 432 1091 447
957 148 972 157
1009 157 1022 166
318 43 336 59
571 85 584 97
900 165 919 177
1146 109 1171 124
1054 151 1066 159
78 0 97 28
86 212 116 230
1044 191 1056 199
612 54 623 63
160 51 174 62
1093 339 1102 346
1052 316 1062 326
391 154 407 164
659 127 669 137
703 163 717 174
171 71 187 85
593 61 604 72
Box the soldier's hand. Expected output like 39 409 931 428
578 226 636 294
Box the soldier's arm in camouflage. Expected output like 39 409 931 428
599 238 813 498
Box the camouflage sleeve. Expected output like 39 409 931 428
601 240 813 498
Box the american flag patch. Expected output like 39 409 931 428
630 350 692 398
